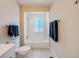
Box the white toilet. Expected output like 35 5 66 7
16 46 31 58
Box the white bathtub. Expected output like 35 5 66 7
25 40 49 48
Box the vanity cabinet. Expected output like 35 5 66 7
0 44 15 58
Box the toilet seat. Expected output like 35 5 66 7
16 46 31 57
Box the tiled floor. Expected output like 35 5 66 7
17 48 53 58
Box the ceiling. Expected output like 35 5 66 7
17 0 53 6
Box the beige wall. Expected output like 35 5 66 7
20 5 50 45
0 0 20 43
50 0 79 58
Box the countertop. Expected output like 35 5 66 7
0 44 14 57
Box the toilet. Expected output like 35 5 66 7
16 46 31 58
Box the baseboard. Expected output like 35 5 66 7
50 47 58 58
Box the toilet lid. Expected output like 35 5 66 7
17 46 31 54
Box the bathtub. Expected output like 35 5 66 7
25 40 49 48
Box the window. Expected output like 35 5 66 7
34 16 44 32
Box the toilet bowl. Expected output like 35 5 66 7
16 46 31 58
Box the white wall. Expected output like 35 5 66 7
50 0 79 58
0 0 20 44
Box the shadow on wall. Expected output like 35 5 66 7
0 26 8 37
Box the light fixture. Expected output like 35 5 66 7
75 0 79 4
